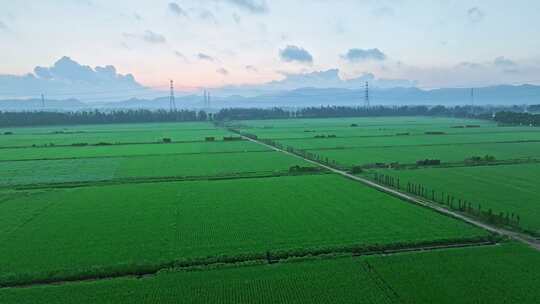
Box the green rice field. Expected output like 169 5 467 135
0 174 486 286
1 117 539 302
1 243 538 304
375 163 540 235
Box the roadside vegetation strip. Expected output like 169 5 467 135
235 131 540 251
0 237 496 288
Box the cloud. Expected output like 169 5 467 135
457 61 484 69
494 56 516 67
0 56 143 99
0 20 8 30
174 51 189 63
168 2 187 17
342 48 386 62
372 6 394 17
142 30 166 43
245 65 258 72
216 68 229 76
467 7 484 23
197 53 215 61
232 13 241 24
198 8 217 22
216 69 416 96
224 0 268 14
123 30 166 44
279 45 313 64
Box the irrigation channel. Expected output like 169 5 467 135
235 132 540 252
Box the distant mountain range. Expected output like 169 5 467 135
1 84 539 111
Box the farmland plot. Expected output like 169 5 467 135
0 174 487 286
2 243 538 304
0 151 312 187
310 141 540 167
0 122 231 147
375 163 540 235
0 140 267 161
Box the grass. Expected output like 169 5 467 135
0 174 487 286
2 243 538 304
373 163 540 235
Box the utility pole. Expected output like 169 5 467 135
41 93 45 108
169 80 176 111
364 81 370 108
207 90 211 108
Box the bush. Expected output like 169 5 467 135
223 136 242 141
162 138 172 143
205 137 215 141
416 159 441 166
351 166 363 174
289 165 321 173
3 131 13 135
71 143 89 147
425 131 446 135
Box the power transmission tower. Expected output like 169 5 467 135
202 89 211 108
203 89 206 107
41 94 45 108
364 81 370 108
169 80 176 111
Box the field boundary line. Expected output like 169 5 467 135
236 132 540 252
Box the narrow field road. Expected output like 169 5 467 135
239 134 540 252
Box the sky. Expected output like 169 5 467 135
1 0 540 99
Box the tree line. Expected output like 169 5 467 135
492 111 540 126
0 109 210 127
1 105 533 127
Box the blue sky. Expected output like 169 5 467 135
1 0 540 94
